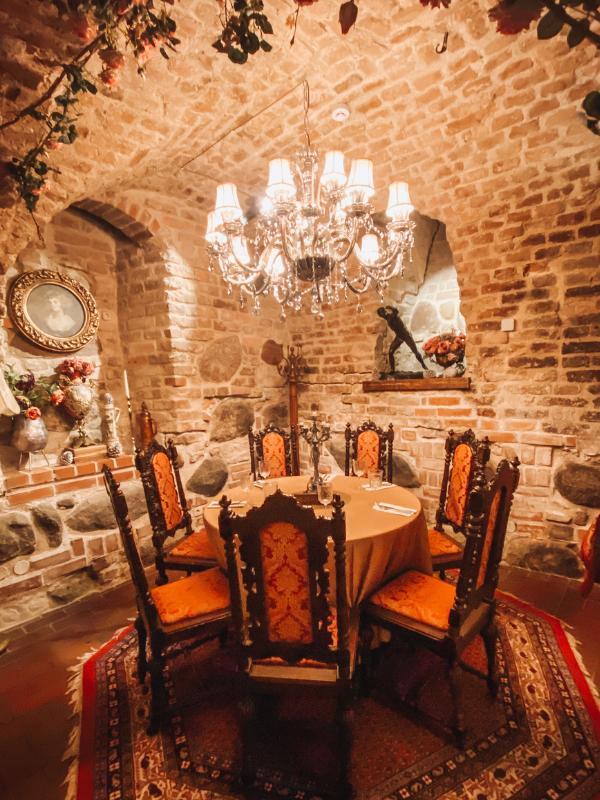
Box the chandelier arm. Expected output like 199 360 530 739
223 234 265 276
353 239 404 276
329 217 361 263
344 274 372 295
278 217 299 266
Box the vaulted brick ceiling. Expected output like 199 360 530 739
0 0 597 263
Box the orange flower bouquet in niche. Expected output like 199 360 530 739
423 332 466 373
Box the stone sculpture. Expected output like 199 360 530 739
377 305 427 378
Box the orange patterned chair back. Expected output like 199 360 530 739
248 422 298 480
451 457 520 628
435 429 491 533
581 514 600 598
219 490 352 676
345 421 394 483
136 439 192 542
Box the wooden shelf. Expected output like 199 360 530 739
362 376 471 393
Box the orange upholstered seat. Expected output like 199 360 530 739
428 528 463 557
151 567 230 625
169 529 217 560
369 570 456 631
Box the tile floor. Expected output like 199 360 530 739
0 566 598 800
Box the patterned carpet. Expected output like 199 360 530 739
66 595 600 800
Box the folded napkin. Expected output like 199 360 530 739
373 502 414 517
361 482 394 492
206 500 246 508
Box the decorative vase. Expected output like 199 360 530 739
62 379 94 446
11 415 49 469
11 415 48 452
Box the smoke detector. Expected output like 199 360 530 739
331 104 350 123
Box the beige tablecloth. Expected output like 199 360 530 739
202 475 431 608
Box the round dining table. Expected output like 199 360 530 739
202 475 432 608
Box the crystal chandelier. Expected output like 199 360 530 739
205 83 415 318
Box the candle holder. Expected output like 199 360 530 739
299 413 331 491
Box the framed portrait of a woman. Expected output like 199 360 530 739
8 270 99 352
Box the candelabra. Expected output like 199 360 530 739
299 413 331 491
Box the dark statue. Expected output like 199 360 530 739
377 305 427 378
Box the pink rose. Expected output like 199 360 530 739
26 406 41 420
51 389 65 406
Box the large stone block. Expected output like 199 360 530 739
198 335 242 382
187 456 228 497
31 502 63 548
327 439 420 488
46 569 100 604
505 537 583 578
554 462 600 508
0 511 35 563
209 399 254 443
66 484 147 532
261 402 289 428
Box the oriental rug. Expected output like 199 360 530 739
65 595 600 800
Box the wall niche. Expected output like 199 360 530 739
375 213 465 379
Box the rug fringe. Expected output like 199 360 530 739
62 624 133 800
564 626 600 707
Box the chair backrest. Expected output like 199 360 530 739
344 421 394 483
450 457 520 630
581 513 600 598
219 490 351 678
248 422 298 480
135 439 192 543
102 465 158 630
435 429 491 533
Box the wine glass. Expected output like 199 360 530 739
317 481 333 507
258 459 270 481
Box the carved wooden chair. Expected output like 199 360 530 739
344 420 394 483
362 457 520 748
102 465 230 735
581 513 600 598
136 439 218 585
248 422 299 480
428 429 492 577
219 490 358 799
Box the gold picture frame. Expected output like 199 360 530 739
8 269 99 353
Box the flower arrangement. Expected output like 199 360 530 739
55 358 96 383
423 332 466 366
3 366 61 418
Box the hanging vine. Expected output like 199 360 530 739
1 0 181 215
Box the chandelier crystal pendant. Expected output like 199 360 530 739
205 82 415 318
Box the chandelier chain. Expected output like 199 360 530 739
302 79 312 151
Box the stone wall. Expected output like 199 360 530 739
0 195 289 633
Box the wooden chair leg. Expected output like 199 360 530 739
448 658 466 749
154 543 168 585
336 693 354 800
134 615 148 685
359 623 374 697
238 689 257 789
482 618 499 698
147 641 167 735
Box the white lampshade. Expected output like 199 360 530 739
215 183 244 223
386 181 413 221
205 211 225 245
358 233 379 265
346 159 375 201
320 151 346 190
266 159 296 202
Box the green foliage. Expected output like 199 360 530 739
6 1 181 213
3 366 59 413
212 0 274 64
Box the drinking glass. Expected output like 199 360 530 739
258 459 270 480
368 468 383 489
317 481 333 507
352 458 368 478
263 480 277 497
